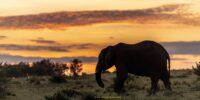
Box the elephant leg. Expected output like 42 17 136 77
161 71 171 91
114 71 128 93
150 76 159 95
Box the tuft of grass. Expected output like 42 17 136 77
45 89 96 100
45 89 80 100
0 76 9 99
125 74 146 91
49 75 67 84
27 76 41 85
191 81 200 91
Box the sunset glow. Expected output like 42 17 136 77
1 0 200 73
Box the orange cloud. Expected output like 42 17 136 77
0 4 196 30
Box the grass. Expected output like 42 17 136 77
0 76 9 99
45 89 97 100
2 69 200 100
49 75 67 84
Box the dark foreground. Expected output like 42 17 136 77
3 70 200 100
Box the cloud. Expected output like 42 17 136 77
0 43 101 52
52 56 97 63
66 43 100 49
109 36 115 39
183 61 194 64
0 54 97 63
0 35 7 39
0 44 68 52
0 4 196 30
31 37 59 44
171 57 188 61
162 41 200 55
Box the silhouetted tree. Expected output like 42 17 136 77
0 59 69 77
32 59 55 76
1 62 30 77
18 62 31 76
53 63 68 76
70 59 83 77
193 62 200 76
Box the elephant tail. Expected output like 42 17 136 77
167 54 171 77
159 43 171 77
163 46 171 77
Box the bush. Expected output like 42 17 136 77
27 76 41 85
49 75 67 83
45 89 81 100
193 62 200 76
0 59 69 77
0 76 9 98
70 59 83 77
82 72 87 77
32 59 55 76
45 89 96 100
0 62 31 77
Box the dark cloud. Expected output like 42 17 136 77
161 41 200 55
0 43 101 52
31 37 59 44
0 44 68 52
0 54 97 63
109 36 115 39
66 43 100 49
52 56 97 63
0 4 196 30
0 35 7 39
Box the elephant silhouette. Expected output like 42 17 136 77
95 40 171 95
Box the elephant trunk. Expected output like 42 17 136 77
95 64 104 88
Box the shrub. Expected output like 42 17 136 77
0 76 9 98
0 59 69 77
193 62 200 76
45 89 81 100
0 62 31 77
82 72 87 77
49 75 67 83
27 76 41 85
45 89 96 100
70 59 83 77
32 59 55 76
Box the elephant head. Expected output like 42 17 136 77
95 46 115 88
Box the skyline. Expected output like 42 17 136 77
1 1 200 73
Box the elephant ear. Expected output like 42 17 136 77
104 46 115 68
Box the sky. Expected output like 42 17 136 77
0 0 200 73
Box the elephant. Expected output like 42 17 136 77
95 40 171 94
